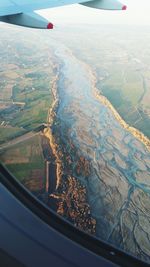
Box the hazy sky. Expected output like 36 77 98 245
38 0 150 26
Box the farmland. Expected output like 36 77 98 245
1 135 45 193
0 25 55 144
0 25 55 193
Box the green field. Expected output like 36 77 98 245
1 135 45 188
11 92 52 129
0 127 26 144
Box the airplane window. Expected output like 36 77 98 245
0 21 150 265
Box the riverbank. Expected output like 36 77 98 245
83 62 150 152
43 67 63 190
94 89 150 152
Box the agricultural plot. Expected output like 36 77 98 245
1 135 45 193
0 26 54 144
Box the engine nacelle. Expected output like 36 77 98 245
81 0 127 10
0 12 53 29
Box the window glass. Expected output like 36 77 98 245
0 15 150 264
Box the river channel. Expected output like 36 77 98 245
48 44 150 262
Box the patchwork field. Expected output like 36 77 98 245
0 26 55 144
1 134 45 192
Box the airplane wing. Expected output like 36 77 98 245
0 0 127 29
